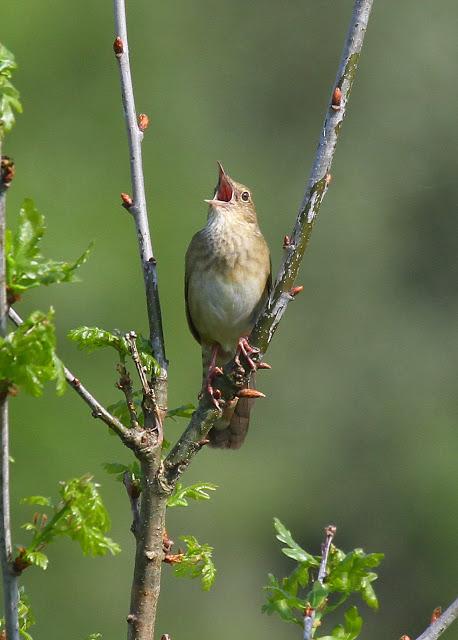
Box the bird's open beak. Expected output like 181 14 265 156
204 161 234 205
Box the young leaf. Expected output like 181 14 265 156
0 309 65 396
0 43 22 137
173 535 216 591
6 199 91 295
0 587 35 640
20 475 121 567
167 482 217 508
273 518 319 566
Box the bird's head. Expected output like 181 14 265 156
205 162 257 224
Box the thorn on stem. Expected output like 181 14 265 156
289 285 304 298
113 36 124 56
237 388 265 399
121 192 133 209
257 361 272 370
331 86 342 110
399 636 411 640
283 235 291 248
431 607 442 623
138 113 149 131
1 156 15 188
161 635 172 640
325 173 332 186
197 438 210 448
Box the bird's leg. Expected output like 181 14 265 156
201 344 223 408
235 337 260 371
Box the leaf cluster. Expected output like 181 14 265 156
0 42 22 136
68 326 159 377
167 481 217 508
0 309 65 396
0 587 35 640
19 475 120 571
6 199 90 297
263 519 383 639
173 535 216 591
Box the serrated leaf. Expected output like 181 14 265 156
0 43 22 136
24 550 48 570
6 199 91 294
0 309 65 396
167 482 217 508
173 535 216 591
273 518 318 567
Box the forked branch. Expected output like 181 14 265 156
163 0 375 486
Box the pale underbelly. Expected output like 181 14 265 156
188 271 265 354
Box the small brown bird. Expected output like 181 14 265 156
185 163 271 449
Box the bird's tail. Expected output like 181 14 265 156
208 373 256 449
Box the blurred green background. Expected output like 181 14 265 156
2 1 457 638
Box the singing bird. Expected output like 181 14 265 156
185 163 271 449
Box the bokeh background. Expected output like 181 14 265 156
1 1 457 639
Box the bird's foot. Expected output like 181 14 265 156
235 337 260 371
199 365 224 409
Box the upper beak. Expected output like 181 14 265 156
204 162 233 205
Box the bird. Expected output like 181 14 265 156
185 163 271 449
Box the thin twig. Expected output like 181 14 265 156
113 1 166 372
0 154 19 640
414 598 458 640
124 331 152 397
7 307 135 446
163 0 375 485
318 524 336 585
116 364 140 429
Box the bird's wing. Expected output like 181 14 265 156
184 232 202 345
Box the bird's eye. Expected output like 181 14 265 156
241 191 250 202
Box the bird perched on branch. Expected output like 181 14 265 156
185 163 271 449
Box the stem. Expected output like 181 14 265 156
0 154 19 639
113 0 166 373
415 598 458 640
127 460 167 640
163 0 375 484
318 525 336 585
113 3 169 639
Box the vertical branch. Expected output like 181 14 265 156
0 153 19 640
113 1 167 373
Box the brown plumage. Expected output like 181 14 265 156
185 164 271 448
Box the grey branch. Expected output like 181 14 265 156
7 307 134 446
414 598 458 640
163 0 375 485
113 1 166 372
0 156 19 640
318 524 336 585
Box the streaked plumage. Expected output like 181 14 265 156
185 164 271 448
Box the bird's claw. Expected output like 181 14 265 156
235 337 261 371
200 366 223 409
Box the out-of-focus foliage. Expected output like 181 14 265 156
0 309 65 396
0 42 22 136
0 587 35 640
263 519 382 638
18 475 120 571
6 199 90 297
2 1 457 639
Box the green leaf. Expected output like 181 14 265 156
24 550 48 570
0 43 22 137
86 635 102 640
1 586 35 640
20 475 121 566
167 403 196 419
20 496 52 507
173 535 216 591
68 327 159 376
273 518 319 567
167 482 217 508
6 199 91 295
102 460 142 491
0 309 65 396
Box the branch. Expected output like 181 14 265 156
113 2 166 373
0 153 19 640
7 307 135 446
163 0 375 485
413 598 458 640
